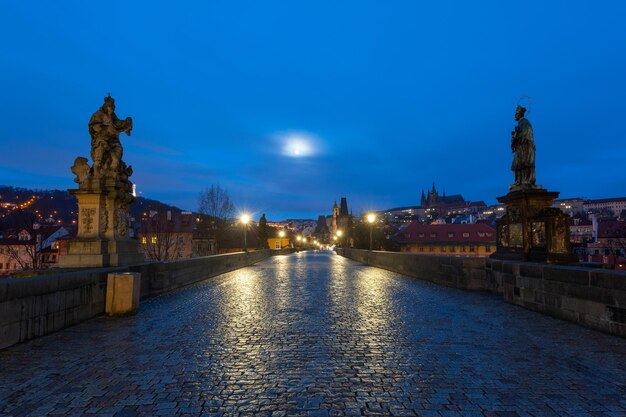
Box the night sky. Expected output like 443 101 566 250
1 1 625 220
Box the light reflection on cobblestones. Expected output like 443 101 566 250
1 251 625 416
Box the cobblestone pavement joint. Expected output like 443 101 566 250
1 251 625 417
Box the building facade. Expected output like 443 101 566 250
394 223 497 257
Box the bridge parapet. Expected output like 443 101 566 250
0 250 271 350
337 249 626 338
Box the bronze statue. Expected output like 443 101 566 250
510 105 536 187
88 94 133 177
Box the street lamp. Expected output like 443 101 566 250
336 229 343 247
240 214 250 251
279 230 286 249
367 213 376 251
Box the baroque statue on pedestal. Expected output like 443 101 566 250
510 105 536 188
60 94 143 267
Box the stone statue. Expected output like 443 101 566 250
510 105 536 188
71 157 90 185
61 95 143 267
88 94 133 177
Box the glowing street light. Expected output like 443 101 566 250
240 214 250 251
278 230 286 249
367 213 376 251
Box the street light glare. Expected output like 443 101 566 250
367 213 376 223
279 230 285 238
241 214 250 224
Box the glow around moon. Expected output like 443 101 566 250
276 131 323 158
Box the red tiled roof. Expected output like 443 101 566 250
394 222 496 244
586 197 626 204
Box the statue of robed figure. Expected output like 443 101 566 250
510 105 536 188
88 94 133 177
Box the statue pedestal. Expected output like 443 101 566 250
59 179 143 268
491 187 574 263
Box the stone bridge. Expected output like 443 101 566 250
1 251 625 416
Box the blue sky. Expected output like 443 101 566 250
1 1 625 220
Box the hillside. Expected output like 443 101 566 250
0 185 184 229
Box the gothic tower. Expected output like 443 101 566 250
332 200 339 235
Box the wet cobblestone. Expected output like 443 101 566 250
1 251 625 417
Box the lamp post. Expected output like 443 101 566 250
336 229 343 247
367 213 376 251
240 214 250 251
279 230 285 249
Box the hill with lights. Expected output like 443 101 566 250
0 186 182 229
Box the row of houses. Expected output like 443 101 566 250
0 210 289 276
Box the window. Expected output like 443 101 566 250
469 246 475 252
441 246 447 252
430 233 437 238
419 246 424 252
151 237 157 244
275 241 281 249
485 246 491 252
450 246 455 252
463 232 470 238
448 233 454 237
419 233 425 238
141 237 147 244
429 246 434 252
461 246 466 252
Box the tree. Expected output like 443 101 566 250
257 214 269 249
2 209 45 271
198 185 235 252
139 212 186 261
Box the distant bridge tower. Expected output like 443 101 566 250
332 200 339 235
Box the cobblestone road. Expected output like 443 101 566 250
1 252 626 417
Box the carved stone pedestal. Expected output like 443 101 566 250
59 181 144 268
491 187 574 263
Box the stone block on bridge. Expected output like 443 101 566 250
106 272 141 316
